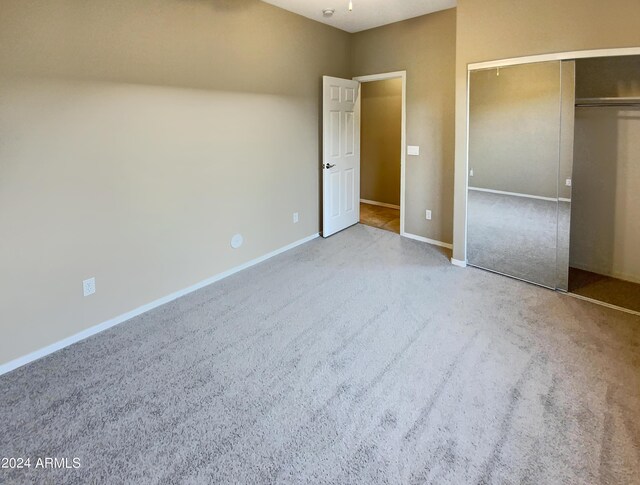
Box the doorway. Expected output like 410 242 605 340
354 72 406 235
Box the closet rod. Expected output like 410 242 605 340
575 96 640 107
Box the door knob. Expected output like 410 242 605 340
325 163 336 169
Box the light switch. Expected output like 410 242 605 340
565 178 572 187
407 145 420 156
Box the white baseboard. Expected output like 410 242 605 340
451 258 467 268
0 233 320 376
401 232 453 250
360 199 400 210
468 186 557 202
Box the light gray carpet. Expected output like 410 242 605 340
467 190 571 289
1 224 639 484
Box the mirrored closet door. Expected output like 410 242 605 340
467 60 575 290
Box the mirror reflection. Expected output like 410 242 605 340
467 61 569 289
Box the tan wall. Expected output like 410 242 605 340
570 56 640 282
361 79 402 206
0 0 351 366
469 61 575 201
352 9 457 243
454 0 640 261
468 62 562 199
576 55 640 98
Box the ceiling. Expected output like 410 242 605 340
261 0 457 33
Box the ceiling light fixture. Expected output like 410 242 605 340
348 1 353 11
322 8 334 17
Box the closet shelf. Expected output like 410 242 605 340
575 96 640 107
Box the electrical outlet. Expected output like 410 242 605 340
565 178 572 187
469 169 474 177
293 212 299 223
425 210 432 220
83 277 96 297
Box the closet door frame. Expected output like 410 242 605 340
457 46 640 272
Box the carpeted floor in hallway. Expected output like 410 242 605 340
1 224 639 484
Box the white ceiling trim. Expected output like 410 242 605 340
261 0 456 33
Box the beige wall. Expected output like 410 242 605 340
469 61 575 201
454 0 640 261
352 9 457 243
468 62 562 199
576 55 640 98
0 0 350 366
361 79 402 206
570 56 640 283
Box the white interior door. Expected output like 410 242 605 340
322 76 360 237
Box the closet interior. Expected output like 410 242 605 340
466 55 640 313
570 55 640 311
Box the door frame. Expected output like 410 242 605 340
353 71 407 235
